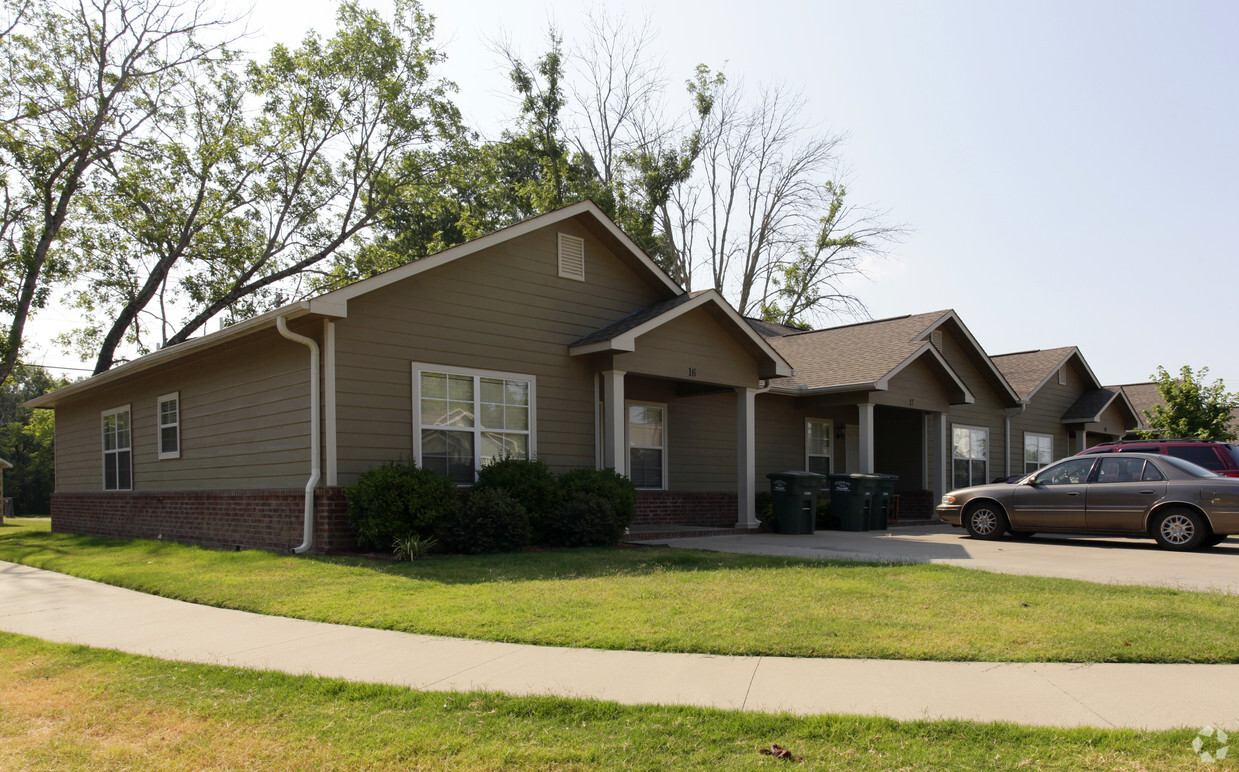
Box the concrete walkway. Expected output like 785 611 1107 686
2 561 1238 731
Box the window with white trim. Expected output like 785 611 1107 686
1023 432 1053 474
627 401 666 489
951 425 988 489
157 392 180 459
413 364 534 483
102 405 132 490
805 418 832 475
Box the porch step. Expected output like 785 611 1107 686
623 525 759 542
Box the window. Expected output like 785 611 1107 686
805 418 832 475
1023 432 1053 474
102 405 132 490
1096 456 1147 483
1033 458 1095 485
1167 445 1224 471
157 392 180 459
628 402 666 489
951 425 988 488
414 365 534 483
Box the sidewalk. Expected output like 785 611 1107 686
2 559 1237 731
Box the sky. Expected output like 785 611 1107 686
22 0 1239 388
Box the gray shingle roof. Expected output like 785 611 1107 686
745 318 807 338
766 310 952 390
570 292 701 347
991 347 1077 400
1111 383 1162 426
1061 388 1120 423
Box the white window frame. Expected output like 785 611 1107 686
101 404 133 491
805 417 833 475
411 363 536 483
951 424 989 489
1023 432 1053 474
157 392 181 460
626 400 667 490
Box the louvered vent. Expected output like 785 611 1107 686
558 233 585 281
1058 366 1067 385
931 330 943 352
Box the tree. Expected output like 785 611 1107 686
0 0 236 385
1141 365 1238 441
0 364 67 514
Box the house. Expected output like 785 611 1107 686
1112 381 1239 439
992 347 1140 473
27 202 792 552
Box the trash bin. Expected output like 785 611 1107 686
827 473 880 531
766 471 823 534
871 474 899 530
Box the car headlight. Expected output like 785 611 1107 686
941 494 957 505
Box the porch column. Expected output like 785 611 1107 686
931 412 948 499
858 402 875 474
736 387 758 529
602 370 627 475
1079 429 1088 454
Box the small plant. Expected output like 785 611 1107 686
755 492 774 530
344 462 458 550
441 488 531 554
392 533 437 561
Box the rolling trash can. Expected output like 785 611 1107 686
765 471 823 534
871 474 899 530
826 474 880 531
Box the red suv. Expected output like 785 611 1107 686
1077 439 1239 477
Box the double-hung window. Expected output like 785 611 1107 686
627 402 666 489
102 405 132 490
805 418 832 475
158 392 180 459
414 364 534 483
1023 432 1053 474
951 425 989 489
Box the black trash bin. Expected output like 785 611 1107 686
766 471 823 534
871 473 899 530
827 474 880 531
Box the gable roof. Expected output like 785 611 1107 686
1111 383 1162 428
1061 387 1139 425
991 346 1102 401
569 290 793 378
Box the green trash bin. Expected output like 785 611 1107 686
871 473 899 530
766 472 823 534
827 474 879 531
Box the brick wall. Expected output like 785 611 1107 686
51 488 356 554
633 491 738 527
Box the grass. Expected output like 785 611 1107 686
4 518 1239 664
0 631 1214 770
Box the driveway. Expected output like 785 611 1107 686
633 525 1239 593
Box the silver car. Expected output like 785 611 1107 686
936 452 1239 550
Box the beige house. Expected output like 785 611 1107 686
993 347 1140 474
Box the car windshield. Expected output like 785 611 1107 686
1158 455 1219 478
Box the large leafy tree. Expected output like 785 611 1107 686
0 364 68 514
1141 365 1238 441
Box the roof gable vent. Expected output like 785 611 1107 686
1058 366 1067 385
558 233 585 281
930 329 943 352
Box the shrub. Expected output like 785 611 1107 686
442 488 531 554
541 491 627 547
755 492 774 530
474 458 557 538
344 462 457 550
555 467 637 526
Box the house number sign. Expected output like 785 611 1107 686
688 368 697 377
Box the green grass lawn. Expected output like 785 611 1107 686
0 631 1210 771
4 518 1239 664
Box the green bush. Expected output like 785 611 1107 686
473 458 556 539
442 488 530 554
542 491 626 547
344 462 457 550
755 492 774 529
555 467 636 526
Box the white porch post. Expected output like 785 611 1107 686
602 370 627 475
1079 429 1088 454
736 387 758 529
932 412 948 499
858 402 875 474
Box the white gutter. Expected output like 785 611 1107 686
1003 403 1028 477
276 316 321 554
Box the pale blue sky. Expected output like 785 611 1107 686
28 0 1239 389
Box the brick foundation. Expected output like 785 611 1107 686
51 488 356 554
633 491 738 528
895 490 935 520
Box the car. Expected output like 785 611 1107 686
936 452 1239 551
1077 438 1239 477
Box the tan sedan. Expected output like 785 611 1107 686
936 452 1239 550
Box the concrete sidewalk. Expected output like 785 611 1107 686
2 559 1237 731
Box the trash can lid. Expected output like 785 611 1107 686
766 471 826 480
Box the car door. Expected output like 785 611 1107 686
1010 457 1097 530
1085 457 1167 532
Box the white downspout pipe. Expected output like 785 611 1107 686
277 316 320 554
1003 402 1027 478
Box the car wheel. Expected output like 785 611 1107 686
1151 508 1206 551
1205 534 1227 547
963 501 1008 540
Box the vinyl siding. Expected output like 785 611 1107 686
614 306 762 389
333 220 673 483
53 321 316 492
1009 358 1085 467
938 327 1012 480
627 377 738 491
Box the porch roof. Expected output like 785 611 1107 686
1061 387 1138 424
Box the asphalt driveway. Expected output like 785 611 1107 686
633 524 1239 593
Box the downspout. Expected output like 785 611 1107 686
1003 402 1027 477
276 316 320 554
